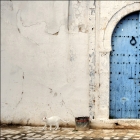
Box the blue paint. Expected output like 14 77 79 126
110 12 140 119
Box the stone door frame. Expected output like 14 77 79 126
88 2 140 122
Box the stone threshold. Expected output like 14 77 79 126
91 119 140 129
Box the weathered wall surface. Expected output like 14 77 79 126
1 0 140 128
1 1 89 126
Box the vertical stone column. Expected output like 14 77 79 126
88 1 96 120
98 52 110 119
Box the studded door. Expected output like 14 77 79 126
110 12 140 119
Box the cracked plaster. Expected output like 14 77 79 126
1 1 89 126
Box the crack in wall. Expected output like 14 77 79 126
15 72 24 108
16 96 23 108
20 21 46 28
16 10 40 46
16 9 68 48
22 72 24 95
17 9 65 36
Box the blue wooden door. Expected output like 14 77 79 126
110 12 140 119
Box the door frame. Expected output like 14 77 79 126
99 3 140 120
89 2 140 125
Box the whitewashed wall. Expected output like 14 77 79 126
1 1 89 126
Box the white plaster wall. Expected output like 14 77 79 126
1 1 89 125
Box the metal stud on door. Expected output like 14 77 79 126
110 12 140 119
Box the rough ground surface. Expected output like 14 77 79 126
0 126 140 140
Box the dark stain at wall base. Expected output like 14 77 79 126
115 122 119 126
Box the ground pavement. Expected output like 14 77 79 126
1 126 140 140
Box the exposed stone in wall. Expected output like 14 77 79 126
69 1 89 33
88 1 96 120
98 52 109 119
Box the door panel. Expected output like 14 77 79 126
110 12 140 119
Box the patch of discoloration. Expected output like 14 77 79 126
69 1 88 33
26 119 30 125
120 97 129 105
69 50 76 62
